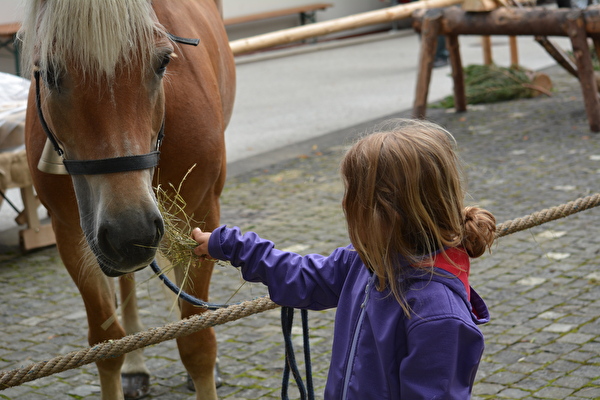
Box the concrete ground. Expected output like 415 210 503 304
0 30 599 399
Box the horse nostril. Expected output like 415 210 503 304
155 216 165 241
97 224 123 262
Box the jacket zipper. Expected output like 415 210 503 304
341 273 375 400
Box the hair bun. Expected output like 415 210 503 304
462 207 496 258
463 207 476 222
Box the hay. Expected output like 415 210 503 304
154 166 245 307
437 64 552 108
154 166 202 296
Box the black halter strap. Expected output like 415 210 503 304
33 32 198 176
34 68 64 158
62 151 162 175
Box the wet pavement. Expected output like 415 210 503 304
0 64 600 399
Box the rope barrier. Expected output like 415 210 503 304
1 192 599 390
494 192 600 238
0 296 279 390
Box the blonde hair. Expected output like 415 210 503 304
18 0 166 82
341 119 495 316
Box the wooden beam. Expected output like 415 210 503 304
414 7 579 36
535 36 578 77
229 0 463 55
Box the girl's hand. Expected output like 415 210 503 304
191 227 212 258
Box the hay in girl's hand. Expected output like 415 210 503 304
154 166 244 307
155 166 204 285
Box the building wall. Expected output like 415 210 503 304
0 0 23 75
223 0 392 41
0 0 22 24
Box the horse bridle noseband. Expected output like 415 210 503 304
33 33 199 176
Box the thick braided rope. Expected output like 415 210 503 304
1 193 599 390
495 193 600 238
0 296 279 390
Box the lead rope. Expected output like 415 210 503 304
281 307 314 400
151 261 316 398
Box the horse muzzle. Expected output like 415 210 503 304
91 208 165 276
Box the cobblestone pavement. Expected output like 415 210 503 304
1 65 600 399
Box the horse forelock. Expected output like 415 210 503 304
19 0 167 82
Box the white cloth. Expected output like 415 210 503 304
0 72 31 190
0 71 29 152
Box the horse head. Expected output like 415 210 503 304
21 0 174 276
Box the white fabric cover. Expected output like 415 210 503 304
0 72 31 189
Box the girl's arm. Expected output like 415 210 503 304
192 225 359 310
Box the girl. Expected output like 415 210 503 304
192 118 496 399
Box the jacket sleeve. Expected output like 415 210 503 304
208 225 359 310
399 314 485 399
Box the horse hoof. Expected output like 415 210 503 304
122 373 150 399
186 363 222 392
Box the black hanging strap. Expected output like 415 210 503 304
281 307 314 400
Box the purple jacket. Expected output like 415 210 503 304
208 226 490 400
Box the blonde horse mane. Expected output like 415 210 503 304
19 0 166 81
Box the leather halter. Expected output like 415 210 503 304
33 33 199 176
33 69 164 176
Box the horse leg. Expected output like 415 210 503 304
119 274 151 399
175 257 218 400
54 224 127 400
93 278 127 400
150 253 222 391
73 270 126 400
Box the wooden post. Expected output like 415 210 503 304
18 185 56 252
448 34 467 112
566 12 600 132
591 35 600 72
509 36 519 66
413 9 443 119
482 36 493 65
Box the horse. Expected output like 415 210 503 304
19 1 235 399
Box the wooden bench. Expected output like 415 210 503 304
224 3 333 27
0 22 21 76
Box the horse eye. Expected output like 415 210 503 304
43 65 62 90
157 54 172 75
